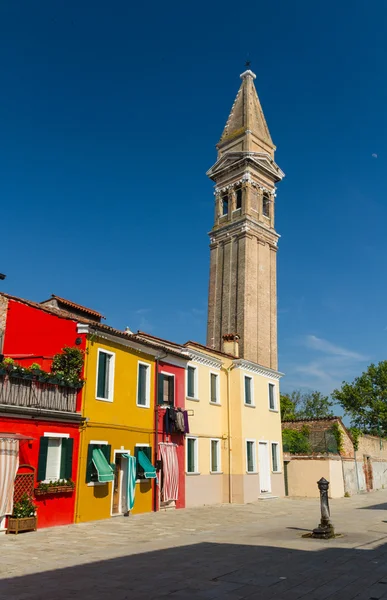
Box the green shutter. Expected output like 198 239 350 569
187 367 195 398
138 364 147 405
187 439 195 473
37 437 49 481
269 384 275 409
245 377 251 405
97 352 107 398
157 373 164 405
271 444 278 472
86 443 95 483
101 444 111 464
168 377 174 406
210 374 217 403
60 438 74 480
211 440 217 472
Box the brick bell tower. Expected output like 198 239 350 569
206 68 284 370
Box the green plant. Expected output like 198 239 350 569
37 478 75 490
30 363 41 371
349 427 361 451
12 494 36 518
331 422 344 454
344 491 350 498
282 428 312 454
3 357 14 365
52 347 84 379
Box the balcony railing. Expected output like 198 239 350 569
0 375 78 413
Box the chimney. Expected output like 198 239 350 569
222 333 240 357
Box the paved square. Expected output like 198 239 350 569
2 491 387 598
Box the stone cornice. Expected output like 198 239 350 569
207 152 285 183
233 359 283 380
187 349 223 370
209 216 280 247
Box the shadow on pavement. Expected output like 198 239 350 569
2 538 387 599
358 502 387 510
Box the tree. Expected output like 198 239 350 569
332 361 387 435
280 389 333 421
299 391 334 419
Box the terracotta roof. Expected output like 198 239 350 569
184 340 237 359
282 416 340 423
132 331 190 359
41 295 105 320
0 292 82 323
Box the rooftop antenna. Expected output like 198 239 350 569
0 273 5 281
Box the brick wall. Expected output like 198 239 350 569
282 418 354 458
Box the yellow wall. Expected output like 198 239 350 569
75 336 156 522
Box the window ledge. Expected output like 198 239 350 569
210 471 223 475
246 471 258 475
136 403 150 409
186 472 201 476
96 397 114 403
186 397 200 402
209 401 221 407
272 471 282 474
244 403 256 408
87 482 108 487
269 409 279 413
158 404 174 409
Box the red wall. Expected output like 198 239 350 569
156 360 186 510
0 417 80 528
3 299 86 411
3 299 86 369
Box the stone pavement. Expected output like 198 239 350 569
2 492 387 599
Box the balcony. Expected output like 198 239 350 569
0 375 78 413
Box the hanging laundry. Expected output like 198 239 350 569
183 410 190 434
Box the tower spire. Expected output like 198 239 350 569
218 68 274 157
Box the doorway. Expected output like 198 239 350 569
111 452 129 515
258 442 271 493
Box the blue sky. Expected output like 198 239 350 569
1 0 386 402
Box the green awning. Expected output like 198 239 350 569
92 448 114 482
137 450 157 479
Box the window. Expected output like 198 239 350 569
235 187 242 210
244 375 253 406
246 440 257 473
210 372 220 404
96 349 115 402
222 194 229 216
269 383 276 410
262 192 270 217
271 442 280 473
37 435 74 482
86 442 111 483
158 373 174 405
186 437 198 473
135 445 152 480
210 439 221 473
187 365 198 399
137 362 150 407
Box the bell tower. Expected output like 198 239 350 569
206 68 284 370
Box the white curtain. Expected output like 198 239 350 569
159 443 179 502
0 439 19 517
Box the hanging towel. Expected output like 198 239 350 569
122 454 136 511
159 443 179 502
0 439 19 518
175 410 185 433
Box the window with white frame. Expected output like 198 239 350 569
187 365 198 399
244 375 254 406
246 440 257 473
271 442 280 473
96 349 115 402
137 362 150 407
210 372 220 404
37 434 73 482
158 372 175 405
268 383 276 410
210 439 221 473
186 437 198 473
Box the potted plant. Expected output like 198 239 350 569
34 478 75 496
7 493 37 534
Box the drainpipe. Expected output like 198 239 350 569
222 364 235 504
74 330 89 523
153 352 167 513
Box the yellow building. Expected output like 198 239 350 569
75 323 161 522
184 338 284 507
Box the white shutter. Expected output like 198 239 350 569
45 438 61 481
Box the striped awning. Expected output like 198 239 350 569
92 448 114 483
137 450 156 479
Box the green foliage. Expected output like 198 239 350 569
51 346 84 383
282 428 312 454
37 479 75 492
349 427 362 451
280 389 334 421
12 494 36 518
331 422 344 453
30 363 42 370
332 361 387 436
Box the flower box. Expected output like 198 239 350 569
34 485 74 496
7 516 37 534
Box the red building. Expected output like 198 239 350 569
135 332 190 511
0 293 94 530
